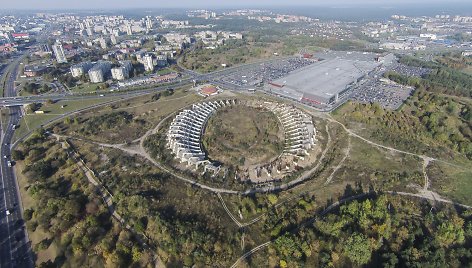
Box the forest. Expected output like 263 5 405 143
387 55 472 98
15 129 152 267
265 194 472 267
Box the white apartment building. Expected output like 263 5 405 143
52 42 67 63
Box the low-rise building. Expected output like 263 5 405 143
23 65 47 77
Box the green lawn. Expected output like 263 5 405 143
348 137 421 173
70 83 104 93
156 68 174 75
429 161 472 206
13 97 119 142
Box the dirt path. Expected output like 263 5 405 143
59 138 163 267
325 135 351 185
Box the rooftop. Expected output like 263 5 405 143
270 52 381 103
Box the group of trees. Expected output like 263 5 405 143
72 140 242 267
23 82 50 95
17 130 151 267
335 88 472 160
268 194 472 267
65 111 149 143
393 55 472 98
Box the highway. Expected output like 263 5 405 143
0 56 33 267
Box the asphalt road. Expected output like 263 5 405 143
0 56 292 108
0 56 33 268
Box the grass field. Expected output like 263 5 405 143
428 161 472 206
69 83 104 93
13 97 119 142
203 105 284 167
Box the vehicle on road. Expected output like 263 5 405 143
6 209 10 216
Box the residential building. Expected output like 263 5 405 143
156 54 168 67
99 37 107 49
143 54 154 72
52 42 68 63
111 60 133 80
111 67 128 80
88 61 112 83
70 62 93 78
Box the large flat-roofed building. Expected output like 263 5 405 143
266 52 381 105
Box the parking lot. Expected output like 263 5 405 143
351 78 414 110
215 57 315 88
390 63 430 77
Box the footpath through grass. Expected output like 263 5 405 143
13 97 118 142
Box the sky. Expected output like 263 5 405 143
1 0 470 10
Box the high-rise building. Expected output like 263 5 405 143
121 60 133 73
99 37 107 49
111 60 133 80
86 27 93 36
126 24 132 36
111 67 128 81
88 61 112 83
70 62 93 78
156 54 168 67
110 34 117 45
145 17 153 30
143 54 154 72
52 42 67 63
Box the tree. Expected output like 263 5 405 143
343 233 372 266
42 84 51 93
23 208 34 221
11 149 25 161
436 219 465 247
26 103 41 113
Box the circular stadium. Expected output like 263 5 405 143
166 99 318 183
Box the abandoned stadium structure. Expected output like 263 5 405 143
263 102 316 155
167 99 236 172
167 99 316 177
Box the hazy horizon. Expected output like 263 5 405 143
2 0 472 10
